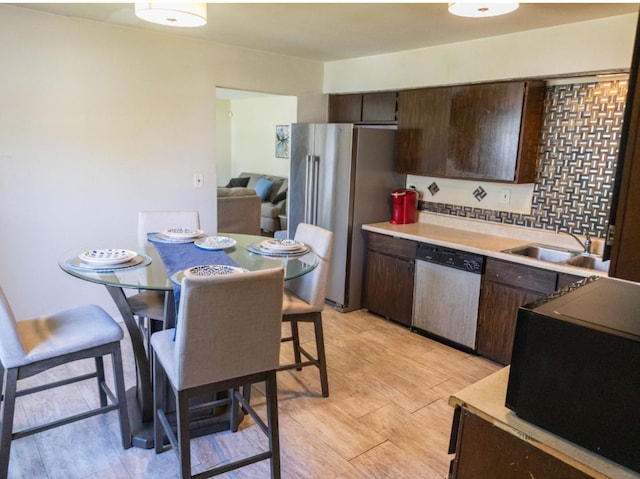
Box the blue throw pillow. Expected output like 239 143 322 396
254 177 274 200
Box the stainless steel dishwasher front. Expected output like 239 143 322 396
412 244 484 350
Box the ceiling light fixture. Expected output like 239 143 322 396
134 3 207 27
448 2 519 18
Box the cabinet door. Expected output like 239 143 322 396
476 281 543 365
609 17 640 281
329 94 362 122
364 250 414 326
395 81 543 182
476 259 557 365
448 82 524 181
362 92 397 122
396 87 452 175
451 410 594 479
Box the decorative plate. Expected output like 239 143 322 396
247 242 310 257
161 228 204 240
195 236 237 251
183 264 247 278
79 249 137 265
260 239 303 252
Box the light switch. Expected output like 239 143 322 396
500 188 511 204
194 173 203 188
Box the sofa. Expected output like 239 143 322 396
216 187 261 235
220 172 288 233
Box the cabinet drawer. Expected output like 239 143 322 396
367 232 417 260
485 258 556 294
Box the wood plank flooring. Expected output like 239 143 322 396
5 307 501 478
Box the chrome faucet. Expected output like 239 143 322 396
566 230 592 255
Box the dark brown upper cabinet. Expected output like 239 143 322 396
396 80 545 183
329 92 397 123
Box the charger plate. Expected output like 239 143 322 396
171 264 248 284
195 236 237 251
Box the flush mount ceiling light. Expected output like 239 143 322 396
448 2 519 18
134 3 207 27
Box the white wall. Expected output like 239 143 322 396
0 5 323 318
215 99 233 186
324 13 638 93
227 96 297 180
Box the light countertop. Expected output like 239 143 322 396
449 368 639 479
362 212 608 278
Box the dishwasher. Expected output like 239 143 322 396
412 243 484 351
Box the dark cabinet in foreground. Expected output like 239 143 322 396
363 232 416 326
449 408 593 479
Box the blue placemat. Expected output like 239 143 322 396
152 240 239 320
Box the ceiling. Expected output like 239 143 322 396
15 3 640 62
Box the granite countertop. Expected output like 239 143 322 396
449 368 640 479
362 212 609 278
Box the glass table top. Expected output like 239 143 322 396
59 233 318 291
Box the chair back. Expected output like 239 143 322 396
286 224 334 312
174 268 284 390
0 287 26 367
137 211 200 245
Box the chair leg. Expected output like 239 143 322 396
153 352 165 454
230 387 240 433
0 368 18 478
176 390 192 479
95 356 107 407
265 371 281 479
313 315 329 397
242 384 252 411
290 320 302 371
110 344 132 449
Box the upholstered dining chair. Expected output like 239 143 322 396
279 223 334 397
151 267 284 479
0 285 131 477
128 210 201 349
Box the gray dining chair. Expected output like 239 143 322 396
0 285 131 477
279 223 334 397
151 267 284 478
128 210 201 348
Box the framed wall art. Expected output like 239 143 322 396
275 125 290 159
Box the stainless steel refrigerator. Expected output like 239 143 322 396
288 123 406 312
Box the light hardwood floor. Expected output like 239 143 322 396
5 307 501 478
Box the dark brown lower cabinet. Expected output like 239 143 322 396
476 258 557 365
363 232 416 326
449 408 594 479
556 272 584 290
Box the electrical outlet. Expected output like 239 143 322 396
500 188 511 204
194 173 203 188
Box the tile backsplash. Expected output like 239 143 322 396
420 79 628 239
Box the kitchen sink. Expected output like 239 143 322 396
502 244 581 263
564 255 611 272
503 243 610 272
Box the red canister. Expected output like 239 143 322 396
390 189 418 224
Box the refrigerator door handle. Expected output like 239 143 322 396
311 155 320 225
304 154 321 225
304 155 315 224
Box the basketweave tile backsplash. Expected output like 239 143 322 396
421 79 628 238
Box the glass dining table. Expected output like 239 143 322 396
58 232 318 448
